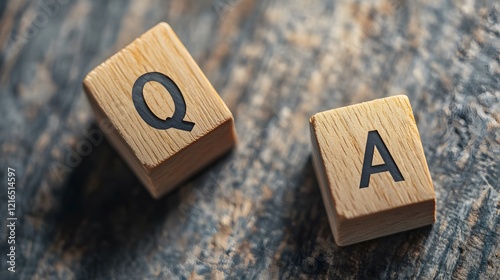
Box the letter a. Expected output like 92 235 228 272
359 130 404 188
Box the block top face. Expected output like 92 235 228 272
310 95 435 220
84 23 233 169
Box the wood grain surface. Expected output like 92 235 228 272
84 22 237 198
0 0 499 279
310 95 436 246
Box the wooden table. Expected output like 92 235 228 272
1 0 499 278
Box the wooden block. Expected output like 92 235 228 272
310 95 435 246
83 23 237 198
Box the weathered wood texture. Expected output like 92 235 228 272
0 0 499 279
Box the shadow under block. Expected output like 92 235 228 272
310 95 435 246
83 23 237 199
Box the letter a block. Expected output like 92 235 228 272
83 23 237 198
310 95 435 246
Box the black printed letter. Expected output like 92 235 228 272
359 130 404 188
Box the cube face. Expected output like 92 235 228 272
310 95 435 246
83 23 236 198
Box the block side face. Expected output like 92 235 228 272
336 198 435 246
83 22 233 169
310 120 342 243
313 95 435 221
148 119 237 198
83 89 155 190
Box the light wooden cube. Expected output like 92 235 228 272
83 23 237 198
310 95 435 246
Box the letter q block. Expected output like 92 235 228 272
310 95 435 246
83 23 237 198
